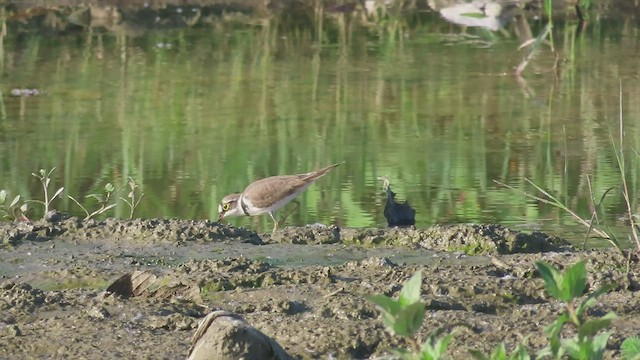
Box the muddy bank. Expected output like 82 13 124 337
0 217 639 359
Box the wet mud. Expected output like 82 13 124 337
1 217 639 359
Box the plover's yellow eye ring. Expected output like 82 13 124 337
222 203 230 211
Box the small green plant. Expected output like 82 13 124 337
68 183 118 220
120 177 144 219
30 168 64 217
621 336 640 360
471 261 616 360
469 342 530 360
368 270 455 359
68 177 144 220
535 261 616 360
3 171 145 222
411 328 456 360
0 189 29 221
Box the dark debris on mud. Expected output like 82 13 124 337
0 217 639 359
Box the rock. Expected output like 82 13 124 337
105 271 157 298
188 311 292 360
85 306 110 320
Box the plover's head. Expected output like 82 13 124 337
217 193 243 221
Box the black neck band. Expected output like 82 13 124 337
240 198 250 216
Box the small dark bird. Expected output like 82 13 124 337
378 176 416 228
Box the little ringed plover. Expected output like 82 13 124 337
217 163 341 232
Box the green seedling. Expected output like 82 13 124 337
472 262 616 360
30 168 64 217
368 270 455 359
621 336 640 360
0 189 29 221
68 183 118 220
369 271 425 345
120 177 144 219
409 328 456 360
469 342 531 360
536 261 616 360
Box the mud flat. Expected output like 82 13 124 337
1 217 638 359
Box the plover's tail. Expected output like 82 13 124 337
301 162 343 182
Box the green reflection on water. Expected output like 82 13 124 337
1 14 639 243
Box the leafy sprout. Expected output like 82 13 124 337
0 189 29 221
120 177 144 219
536 261 616 360
30 168 64 217
68 183 118 220
368 270 455 359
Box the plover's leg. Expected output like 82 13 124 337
278 200 300 228
269 212 279 233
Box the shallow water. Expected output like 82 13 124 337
1 7 639 243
